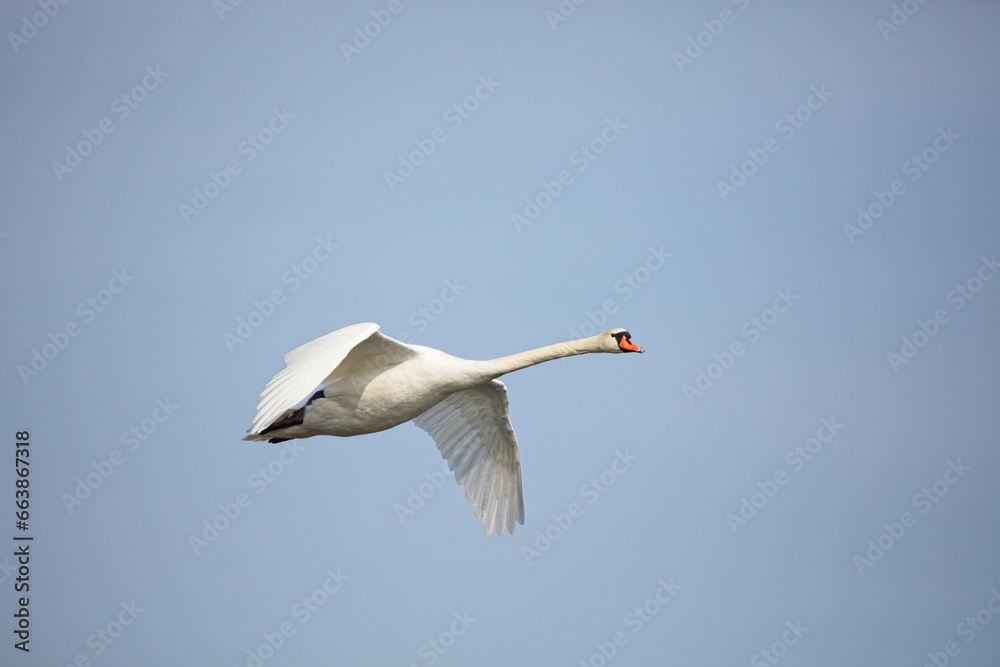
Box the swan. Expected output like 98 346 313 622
243 323 644 535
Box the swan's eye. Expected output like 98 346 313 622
612 331 643 353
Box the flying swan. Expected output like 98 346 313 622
243 323 644 535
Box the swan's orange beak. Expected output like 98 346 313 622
620 337 644 353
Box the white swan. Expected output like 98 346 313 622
243 323 644 535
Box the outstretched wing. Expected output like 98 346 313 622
413 380 525 536
246 323 413 436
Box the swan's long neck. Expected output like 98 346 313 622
473 337 603 380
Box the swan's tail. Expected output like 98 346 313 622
242 400 311 443
242 431 295 444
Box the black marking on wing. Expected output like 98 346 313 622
260 407 305 435
259 390 326 443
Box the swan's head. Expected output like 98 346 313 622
605 328 644 354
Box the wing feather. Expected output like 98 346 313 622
246 323 414 435
413 380 524 536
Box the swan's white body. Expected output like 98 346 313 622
243 322 644 535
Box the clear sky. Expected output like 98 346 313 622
3 1 1000 666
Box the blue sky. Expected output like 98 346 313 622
3 1 1000 666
